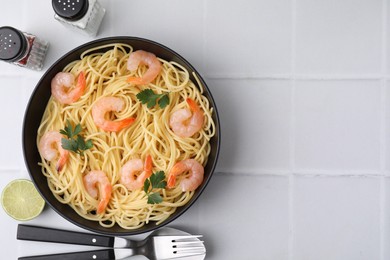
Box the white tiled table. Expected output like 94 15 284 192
1 0 389 259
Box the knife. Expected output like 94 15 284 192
18 250 205 260
17 224 137 248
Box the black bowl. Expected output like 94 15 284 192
22 37 220 236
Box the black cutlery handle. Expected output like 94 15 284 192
18 249 115 260
17 224 114 247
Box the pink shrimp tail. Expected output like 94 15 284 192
71 71 86 102
167 174 176 188
144 155 153 178
55 152 69 172
167 163 183 188
127 76 145 85
77 71 86 91
186 98 200 112
103 117 136 132
97 184 112 214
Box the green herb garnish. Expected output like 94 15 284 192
143 171 167 204
60 120 93 155
136 89 170 109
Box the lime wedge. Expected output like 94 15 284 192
1 179 45 221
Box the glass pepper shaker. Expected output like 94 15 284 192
0 26 49 71
52 0 106 37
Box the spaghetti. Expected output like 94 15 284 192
37 43 215 229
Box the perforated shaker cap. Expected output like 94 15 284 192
0 26 27 62
52 0 89 21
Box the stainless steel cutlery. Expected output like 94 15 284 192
17 224 205 260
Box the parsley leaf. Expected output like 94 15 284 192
76 135 93 152
136 89 170 109
147 192 163 204
143 179 151 193
60 121 93 155
158 94 170 109
60 120 82 138
143 171 167 204
74 124 82 136
150 171 167 189
61 138 78 153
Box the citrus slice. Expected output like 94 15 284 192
1 179 45 221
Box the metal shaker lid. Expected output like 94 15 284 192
52 0 89 21
0 26 27 62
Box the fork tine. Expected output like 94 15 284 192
174 246 206 253
175 248 206 255
173 240 204 246
173 250 206 258
170 253 206 259
168 235 203 241
174 244 205 249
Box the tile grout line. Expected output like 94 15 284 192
201 0 207 77
288 0 297 258
380 0 388 258
380 82 386 259
2 73 388 80
288 173 295 260
381 175 385 260
2 169 388 177
203 74 388 80
199 0 210 234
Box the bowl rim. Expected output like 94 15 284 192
22 36 221 235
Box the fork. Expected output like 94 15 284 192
17 224 205 260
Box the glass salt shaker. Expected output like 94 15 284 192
0 26 49 71
52 0 106 37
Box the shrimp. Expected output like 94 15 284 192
127 50 162 85
83 170 112 214
51 71 86 105
92 97 135 132
169 98 204 138
38 131 69 172
120 155 153 191
167 159 204 192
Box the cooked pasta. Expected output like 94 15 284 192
37 43 215 229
